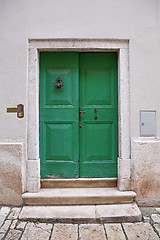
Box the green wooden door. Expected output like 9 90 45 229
40 52 118 178
40 53 79 178
79 53 118 177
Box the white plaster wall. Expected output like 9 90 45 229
0 0 160 139
0 0 160 205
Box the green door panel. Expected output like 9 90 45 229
40 52 79 178
79 53 118 177
40 52 118 178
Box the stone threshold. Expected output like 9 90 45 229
41 178 117 188
19 203 142 223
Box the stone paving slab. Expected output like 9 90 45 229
0 207 10 228
8 207 21 219
151 214 160 223
104 223 126 240
79 224 106 240
10 220 17 229
0 220 12 239
5 229 22 240
51 224 78 240
154 223 160 236
16 221 27 230
21 222 52 240
123 222 160 240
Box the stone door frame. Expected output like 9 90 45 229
27 39 130 192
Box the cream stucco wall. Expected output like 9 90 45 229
0 0 160 139
0 0 160 205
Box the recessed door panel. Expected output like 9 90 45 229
45 123 73 161
82 123 113 162
84 69 113 105
45 68 73 105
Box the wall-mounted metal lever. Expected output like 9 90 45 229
7 104 24 119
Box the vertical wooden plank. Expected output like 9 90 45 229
39 52 79 178
79 53 118 177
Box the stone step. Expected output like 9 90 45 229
22 187 136 205
19 203 142 223
41 178 117 188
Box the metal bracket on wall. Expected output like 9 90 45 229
7 104 24 119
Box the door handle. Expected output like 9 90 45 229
79 107 86 121
94 108 98 120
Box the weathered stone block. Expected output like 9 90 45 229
154 223 160 236
51 224 78 240
0 207 11 228
5 229 22 240
104 224 126 240
21 222 52 240
79 224 106 240
118 158 131 179
0 220 12 238
0 142 25 206
118 178 131 191
26 159 40 192
8 208 21 219
151 214 160 223
131 138 160 206
118 158 131 191
123 222 159 240
10 220 17 229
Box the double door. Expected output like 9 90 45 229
40 52 118 178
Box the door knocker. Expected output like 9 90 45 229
55 77 63 88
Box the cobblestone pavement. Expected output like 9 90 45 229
0 206 160 239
